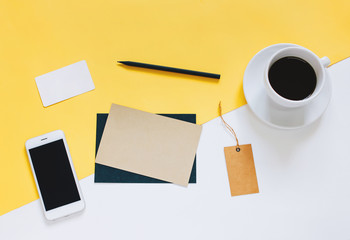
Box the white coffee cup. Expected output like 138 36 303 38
264 47 330 108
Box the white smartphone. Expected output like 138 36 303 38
25 130 85 220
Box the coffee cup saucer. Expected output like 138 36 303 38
243 43 332 129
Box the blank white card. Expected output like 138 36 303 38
35 60 95 107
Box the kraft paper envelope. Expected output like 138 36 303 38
94 113 197 183
35 60 95 107
95 104 202 186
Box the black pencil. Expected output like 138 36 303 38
118 61 220 79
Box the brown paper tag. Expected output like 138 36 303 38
224 144 259 197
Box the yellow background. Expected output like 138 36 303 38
0 0 349 216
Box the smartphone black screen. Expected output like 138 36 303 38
29 139 80 211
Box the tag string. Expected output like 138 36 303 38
218 101 240 150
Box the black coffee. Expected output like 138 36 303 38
268 56 317 101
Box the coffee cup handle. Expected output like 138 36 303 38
321 56 330 68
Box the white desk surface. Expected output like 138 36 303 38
1 59 350 240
